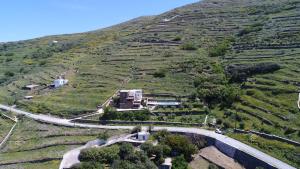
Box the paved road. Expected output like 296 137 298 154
59 139 104 169
59 134 135 169
0 104 296 169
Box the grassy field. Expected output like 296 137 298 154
0 115 14 143
0 116 128 169
228 133 300 168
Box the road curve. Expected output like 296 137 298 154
60 134 135 169
0 104 296 169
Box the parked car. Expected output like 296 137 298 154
215 128 224 134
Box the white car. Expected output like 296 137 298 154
215 128 224 134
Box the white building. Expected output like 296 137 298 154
119 89 143 109
53 78 68 88
137 131 150 141
160 158 172 169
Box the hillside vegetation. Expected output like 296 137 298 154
0 0 299 159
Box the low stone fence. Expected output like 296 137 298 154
0 113 17 122
71 119 203 127
0 123 17 150
152 110 206 116
234 129 300 146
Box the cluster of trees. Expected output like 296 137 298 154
31 42 77 59
194 75 240 107
226 62 280 83
74 131 203 169
100 107 151 121
75 143 157 169
153 130 198 161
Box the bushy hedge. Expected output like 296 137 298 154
79 145 120 164
100 108 151 121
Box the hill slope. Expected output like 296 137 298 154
0 0 299 146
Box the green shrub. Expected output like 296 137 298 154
172 155 188 169
131 125 142 133
98 130 109 140
181 42 197 50
163 134 197 161
173 36 182 41
153 69 166 78
4 52 14 56
119 143 134 160
39 60 47 65
4 71 14 77
208 39 231 57
238 23 263 36
5 58 13 62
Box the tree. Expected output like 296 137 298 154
153 69 166 78
208 39 231 57
131 125 141 134
163 134 197 161
141 142 154 156
98 130 109 141
119 143 134 160
172 155 188 169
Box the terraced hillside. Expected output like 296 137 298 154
0 116 127 169
0 0 299 161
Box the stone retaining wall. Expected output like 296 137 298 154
71 119 203 127
182 132 278 169
234 129 300 146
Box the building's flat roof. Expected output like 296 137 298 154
120 89 142 92
162 158 172 166
138 131 150 135
24 96 34 99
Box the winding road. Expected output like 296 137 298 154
0 104 296 169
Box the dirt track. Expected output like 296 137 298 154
199 146 244 169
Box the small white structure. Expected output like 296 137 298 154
24 96 33 100
53 78 68 88
25 84 39 90
160 158 172 169
137 131 150 141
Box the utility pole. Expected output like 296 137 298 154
234 110 237 131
